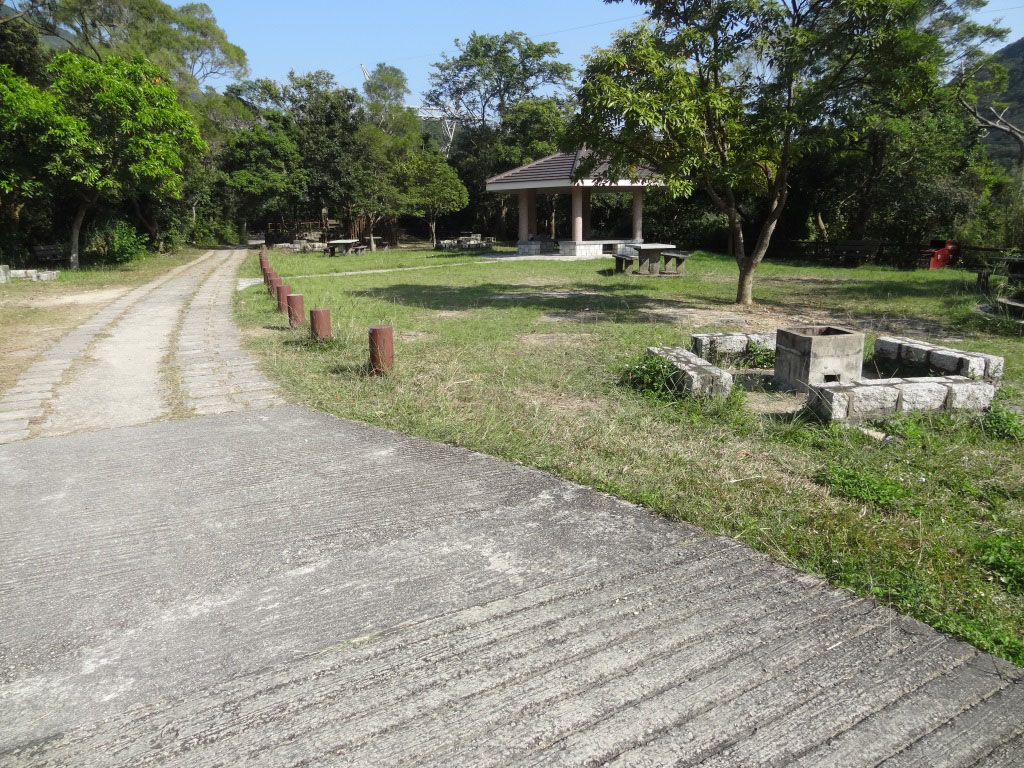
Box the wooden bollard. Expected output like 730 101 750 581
287 293 305 328
276 284 292 313
369 325 394 375
310 308 331 340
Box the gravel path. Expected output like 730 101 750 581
0 249 1021 766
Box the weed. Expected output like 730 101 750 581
739 341 776 369
983 404 1024 441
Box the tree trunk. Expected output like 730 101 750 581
69 199 90 270
429 218 437 248
131 197 159 246
369 218 377 251
736 259 757 304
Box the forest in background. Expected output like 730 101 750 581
1 0 1023 271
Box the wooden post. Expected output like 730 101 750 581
632 188 644 242
268 275 281 296
276 284 291 313
369 325 394 375
310 308 331 340
287 293 305 328
572 186 584 242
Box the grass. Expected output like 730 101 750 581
238 245 514 280
0 248 205 391
235 247 1024 665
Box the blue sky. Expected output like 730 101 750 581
203 0 1024 99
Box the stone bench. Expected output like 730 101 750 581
647 347 733 399
690 332 776 363
873 336 1004 382
808 376 997 422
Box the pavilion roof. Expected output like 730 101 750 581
485 150 659 192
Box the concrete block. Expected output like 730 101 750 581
775 326 864 393
690 334 712 359
747 332 777 351
959 354 988 380
896 381 949 412
0 264 9 284
849 384 900 420
978 353 1005 382
712 334 748 358
946 379 996 411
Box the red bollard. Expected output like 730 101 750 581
268 276 282 297
369 325 394 375
276 284 292 313
287 293 305 328
310 308 331 340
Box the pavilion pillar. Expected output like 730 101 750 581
571 186 584 242
632 188 644 242
518 189 530 242
582 188 592 239
527 189 538 238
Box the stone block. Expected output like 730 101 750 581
0 265 9 284
928 348 964 375
978 354 1005 382
849 384 900 420
900 343 931 366
807 384 851 421
647 346 733 400
747 332 777 351
896 381 949 412
32 270 59 282
712 334 748 358
690 334 712 359
874 337 902 362
946 379 996 411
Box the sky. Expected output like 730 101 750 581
202 0 1024 100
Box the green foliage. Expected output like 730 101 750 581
983 404 1024 441
619 352 677 398
739 342 775 369
86 219 148 262
402 150 468 244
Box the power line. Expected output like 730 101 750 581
975 4 1024 13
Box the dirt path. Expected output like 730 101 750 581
0 250 280 444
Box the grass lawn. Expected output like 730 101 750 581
235 248 1024 665
0 248 205 391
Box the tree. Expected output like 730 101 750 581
362 62 410 131
219 112 306 236
425 31 572 129
351 124 407 251
46 53 205 267
568 0 1000 304
403 150 468 246
0 15 49 83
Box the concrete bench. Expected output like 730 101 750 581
660 250 691 274
647 347 733 400
31 244 67 266
691 332 776 363
614 249 638 273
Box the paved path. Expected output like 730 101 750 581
0 250 1022 766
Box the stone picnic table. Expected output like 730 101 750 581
615 243 689 275
326 239 360 256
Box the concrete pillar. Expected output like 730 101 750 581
632 188 644 242
582 189 592 239
572 186 584 242
518 190 530 242
527 189 538 238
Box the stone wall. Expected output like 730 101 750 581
808 376 997 422
558 241 605 259
874 336 1004 383
5 268 59 282
690 332 776 362
647 347 733 399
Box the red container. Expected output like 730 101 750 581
919 240 959 270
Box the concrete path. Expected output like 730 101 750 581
1 250 1022 766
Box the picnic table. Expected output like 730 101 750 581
615 243 682 275
326 239 359 256
971 256 1024 290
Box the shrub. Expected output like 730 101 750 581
739 341 775 369
619 352 677 397
87 220 148 263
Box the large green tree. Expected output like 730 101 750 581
46 53 205 267
568 0 1001 304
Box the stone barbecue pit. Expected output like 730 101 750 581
774 326 865 394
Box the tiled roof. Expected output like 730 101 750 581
486 150 657 187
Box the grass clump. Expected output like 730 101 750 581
738 341 776 369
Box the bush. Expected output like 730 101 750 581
87 220 148 263
619 353 677 397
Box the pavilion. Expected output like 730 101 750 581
485 149 661 257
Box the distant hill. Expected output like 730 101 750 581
985 36 1024 168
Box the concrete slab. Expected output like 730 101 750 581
1 405 1020 766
